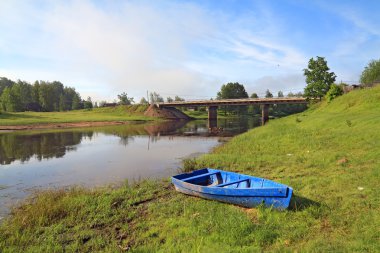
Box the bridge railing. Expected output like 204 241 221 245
156 97 307 107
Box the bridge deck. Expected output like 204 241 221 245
157 97 307 108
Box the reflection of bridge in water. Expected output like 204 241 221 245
157 97 308 126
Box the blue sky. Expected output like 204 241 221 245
0 0 379 102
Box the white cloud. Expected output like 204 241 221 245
0 1 217 100
0 1 309 101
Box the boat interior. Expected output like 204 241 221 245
174 168 281 189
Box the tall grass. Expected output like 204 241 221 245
1 87 380 252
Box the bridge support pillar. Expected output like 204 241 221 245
208 106 218 121
208 119 217 129
261 104 269 125
208 106 218 129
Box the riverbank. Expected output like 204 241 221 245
0 105 152 127
1 87 379 252
0 121 140 131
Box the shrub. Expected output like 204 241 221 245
326 84 343 102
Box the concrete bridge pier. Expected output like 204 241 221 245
208 106 218 129
208 106 218 120
261 104 269 125
208 119 217 129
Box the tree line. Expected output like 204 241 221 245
0 77 93 112
215 82 306 116
2 57 377 113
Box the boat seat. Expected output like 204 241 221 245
217 178 249 187
182 172 219 182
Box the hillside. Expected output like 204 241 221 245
1 87 379 252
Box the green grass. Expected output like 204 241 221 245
0 105 151 125
1 87 380 252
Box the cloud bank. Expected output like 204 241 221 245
0 0 379 101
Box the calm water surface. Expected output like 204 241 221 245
0 118 260 218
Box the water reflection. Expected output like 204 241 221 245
0 118 260 217
0 121 187 165
0 118 260 165
0 132 92 165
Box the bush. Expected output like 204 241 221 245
326 84 343 102
360 59 380 86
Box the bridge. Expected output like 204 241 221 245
156 97 307 125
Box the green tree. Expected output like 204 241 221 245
149 92 164 103
174 95 185 101
248 93 260 115
217 82 248 115
72 93 82 110
0 77 85 112
287 92 295 97
32 81 40 105
0 77 14 95
51 81 64 111
38 82 55 111
118 92 134 105
304 56 336 100
59 94 65 111
277 91 284 97
14 80 33 111
360 59 380 86
0 87 21 112
265 89 273 98
167 97 173 103
63 87 78 111
250 93 258 98
83 97 93 109
217 82 248 99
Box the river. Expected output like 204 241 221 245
0 118 260 218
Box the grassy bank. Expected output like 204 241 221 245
1 87 380 252
0 105 151 126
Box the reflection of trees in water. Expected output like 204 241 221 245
175 118 261 136
0 132 93 165
119 136 134 146
149 135 160 143
0 119 258 165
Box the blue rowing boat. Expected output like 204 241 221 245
172 168 293 210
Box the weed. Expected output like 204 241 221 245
181 158 198 172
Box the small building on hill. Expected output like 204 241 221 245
342 84 361 93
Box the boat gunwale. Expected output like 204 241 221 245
172 178 291 198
